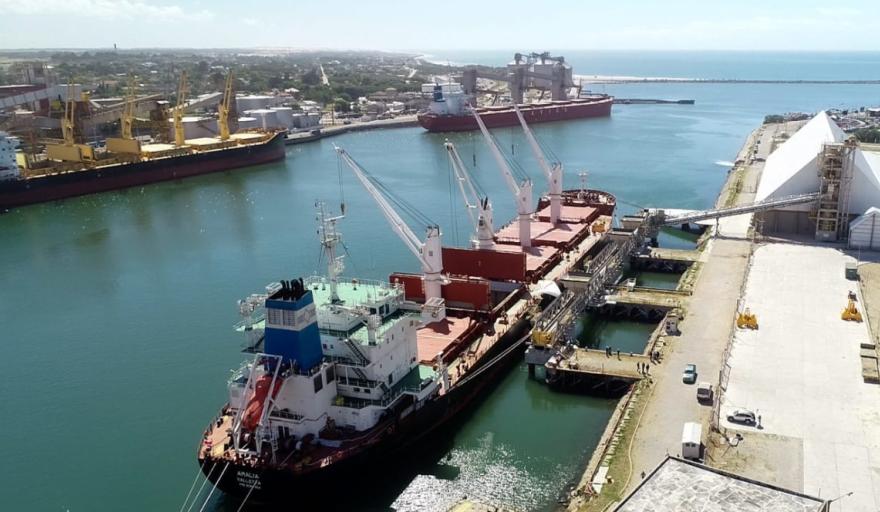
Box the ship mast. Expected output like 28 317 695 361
445 140 494 249
335 146 447 322
472 109 533 248
514 104 563 225
316 201 345 303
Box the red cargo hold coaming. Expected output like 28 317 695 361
389 272 492 312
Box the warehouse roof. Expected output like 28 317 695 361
756 112 880 214
615 457 828 512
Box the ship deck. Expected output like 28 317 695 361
417 316 475 364
495 220 585 247
535 204 598 224
491 243 559 273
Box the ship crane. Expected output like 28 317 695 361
173 71 188 147
60 80 77 146
514 104 563 225
445 141 495 249
472 109 534 248
218 70 234 142
120 75 136 140
335 146 448 322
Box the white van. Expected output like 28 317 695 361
682 422 702 460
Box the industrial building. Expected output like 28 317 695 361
755 111 880 243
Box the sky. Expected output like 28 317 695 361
1 0 879 51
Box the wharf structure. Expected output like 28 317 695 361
577 112 880 511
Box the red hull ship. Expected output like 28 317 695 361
0 132 286 210
418 96 613 133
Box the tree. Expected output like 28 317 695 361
854 128 880 144
302 67 321 86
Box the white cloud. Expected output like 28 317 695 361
0 0 213 21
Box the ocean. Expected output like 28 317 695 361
0 51 878 512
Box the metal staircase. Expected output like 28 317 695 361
343 337 370 367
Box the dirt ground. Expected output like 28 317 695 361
859 262 880 343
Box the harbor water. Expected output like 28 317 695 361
2 52 880 511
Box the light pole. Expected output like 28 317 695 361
827 490 853 509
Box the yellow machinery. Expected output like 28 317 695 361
842 299 863 322
736 308 759 330
106 75 142 156
46 81 96 163
173 71 188 147
531 329 553 347
218 70 234 141
121 74 136 140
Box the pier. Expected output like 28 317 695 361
613 98 695 105
631 247 700 272
599 287 685 321
546 348 651 395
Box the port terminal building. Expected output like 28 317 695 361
754 111 880 243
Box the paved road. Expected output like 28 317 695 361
626 237 750 488
623 127 766 492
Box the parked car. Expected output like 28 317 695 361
727 409 757 426
696 382 713 403
682 363 697 384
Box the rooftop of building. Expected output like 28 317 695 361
615 457 828 512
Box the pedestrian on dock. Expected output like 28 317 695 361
616 349 620 360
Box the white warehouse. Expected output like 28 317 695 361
755 111 880 242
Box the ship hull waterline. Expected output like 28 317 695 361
417 97 613 133
0 132 287 210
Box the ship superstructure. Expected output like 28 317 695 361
216 206 444 469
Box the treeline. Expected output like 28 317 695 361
853 128 880 144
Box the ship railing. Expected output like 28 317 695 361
324 354 357 365
337 376 380 389
304 275 403 297
233 311 265 331
269 409 304 421
285 361 325 378
334 385 420 410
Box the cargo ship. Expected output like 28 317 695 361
192 107 616 507
0 71 286 211
0 131 286 210
418 83 613 133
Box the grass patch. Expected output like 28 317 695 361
723 167 745 208
579 380 653 511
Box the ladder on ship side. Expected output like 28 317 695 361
343 337 371 366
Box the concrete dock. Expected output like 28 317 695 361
552 349 649 381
